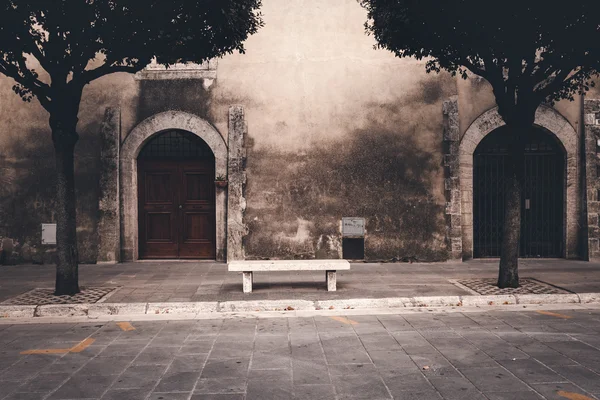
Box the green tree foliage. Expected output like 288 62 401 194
0 0 263 295
361 0 600 287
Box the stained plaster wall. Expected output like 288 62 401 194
457 76 582 138
10 0 591 263
0 0 480 263
5 0 456 263
206 0 457 261
0 63 224 264
0 71 136 264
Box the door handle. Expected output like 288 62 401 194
179 205 182 209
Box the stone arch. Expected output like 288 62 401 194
120 111 228 261
459 105 579 259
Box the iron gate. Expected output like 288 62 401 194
473 128 564 258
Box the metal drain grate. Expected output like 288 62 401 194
452 278 571 296
1 287 119 305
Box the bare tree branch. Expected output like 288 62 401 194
76 62 142 87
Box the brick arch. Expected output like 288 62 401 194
459 105 579 259
120 111 228 261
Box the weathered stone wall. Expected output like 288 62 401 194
457 73 582 139
96 107 121 263
242 114 452 261
442 97 462 260
207 0 456 261
1 0 589 264
130 78 216 137
227 106 248 261
0 53 219 265
231 69 456 261
0 73 125 264
584 99 600 260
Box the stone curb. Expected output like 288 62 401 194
220 300 314 313
461 295 517 307
1 293 599 319
0 305 36 318
88 303 147 317
35 304 89 317
147 302 218 315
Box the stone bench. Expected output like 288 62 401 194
228 260 351 293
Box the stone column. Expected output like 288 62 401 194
443 96 463 261
584 99 600 261
227 105 248 261
96 107 121 263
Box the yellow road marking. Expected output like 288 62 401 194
69 338 96 353
20 347 72 355
21 337 96 355
117 322 136 331
536 310 573 319
330 316 359 325
557 390 595 400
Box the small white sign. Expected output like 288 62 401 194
41 224 57 245
342 218 365 237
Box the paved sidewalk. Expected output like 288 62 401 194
1 260 600 304
0 308 599 399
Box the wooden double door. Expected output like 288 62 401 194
138 159 215 259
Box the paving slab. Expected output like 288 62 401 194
1 261 600 321
0 309 600 399
1 259 599 304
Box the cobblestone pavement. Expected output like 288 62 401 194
0 308 600 399
2 259 600 303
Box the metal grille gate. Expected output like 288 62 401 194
473 128 564 258
138 130 214 160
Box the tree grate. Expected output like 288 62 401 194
1 287 119 305
452 278 571 296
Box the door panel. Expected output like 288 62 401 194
146 213 172 240
138 159 215 259
138 161 179 258
179 161 215 259
521 151 564 257
183 213 211 240
145 173 173 202
184 173 212 201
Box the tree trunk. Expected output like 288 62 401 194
51 115 80 296
498 125 527 288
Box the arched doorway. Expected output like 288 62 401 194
454 105 579 260
137 130 216 259
120 111 228 262
473 127 565 258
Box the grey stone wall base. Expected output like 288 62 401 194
97 107 121 263
227 105 248 261
2 293 599 319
